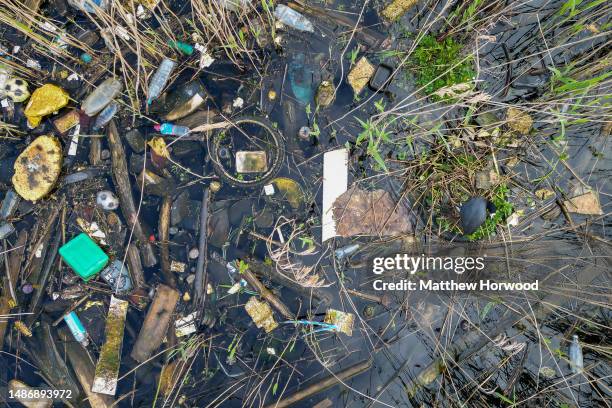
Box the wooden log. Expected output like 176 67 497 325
59 328 115 408
240 267 294 320
194 188 209 308
107 120 157 267
89 136 102 166
126 242 146 289
131 284 179 363
158 196 176 288
93 296 129 395
263 359 372 408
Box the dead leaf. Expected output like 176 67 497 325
563 191 603 215
332 186 415 237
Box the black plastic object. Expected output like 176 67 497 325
460 197 490 235
210 116 285 188
369 64 394 92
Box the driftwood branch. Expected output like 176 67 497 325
158 195 176 288
263 358 372 408
241 267 294 320
107 119 157 267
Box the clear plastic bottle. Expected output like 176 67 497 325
274 5 314 33
64 311 89 346
92 101 118 130
147 58 176 104
334 244 360 259
67 0 109 14
569 334 583 374
154 123 190 136
81 77 122 116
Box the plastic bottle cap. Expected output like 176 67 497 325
153 124 161 131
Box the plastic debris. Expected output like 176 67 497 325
0 222 15 239
298 126 311 140
92 296 129 396
175 312 198 337
271 177 305 209
334 243 360 259
347 57 376 95
568 334 584 374
236 151 268 173
96 190 119 210
322 148 348 241
24 84 70 127
232 96 244 108
63 311 89 346
460 197 493 235
324 308 355 335
245 296 278 332
274 4 314 33
100 260 133 293
370 64 394 91
76 218 108 245
12 135 63 201
0 189 20 220
168 40 194 55
81 77 122 116
3 77 29 102
67 0 109 13
59 233 109 281
288 54 314 105
148 58 176 104
154 122 190 136
163 80 207 121
92 100 119 130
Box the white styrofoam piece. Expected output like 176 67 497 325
321 148 348 241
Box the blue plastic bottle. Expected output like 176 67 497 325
154 123 190 136
64 311 89 346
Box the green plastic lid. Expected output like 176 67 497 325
59 233 109 281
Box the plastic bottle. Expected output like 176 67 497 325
154 123 190 136
147 58 176 104
274 5 314 33
168 41 194 56
569 334 583 374
92 101 118 130
64 311 89 346
334 244 360 259
0 190 20 220
81 77 122 116
67 0 109 14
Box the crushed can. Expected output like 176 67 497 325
100 260 133 293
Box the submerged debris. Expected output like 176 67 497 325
332 186 414 237
12 135 62 201
245 296 278 332
563 190 603 215
347 57 376 95
24 84 69 127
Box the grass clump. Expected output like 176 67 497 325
411 35 475 96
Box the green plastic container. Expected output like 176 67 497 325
59 233 109 281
